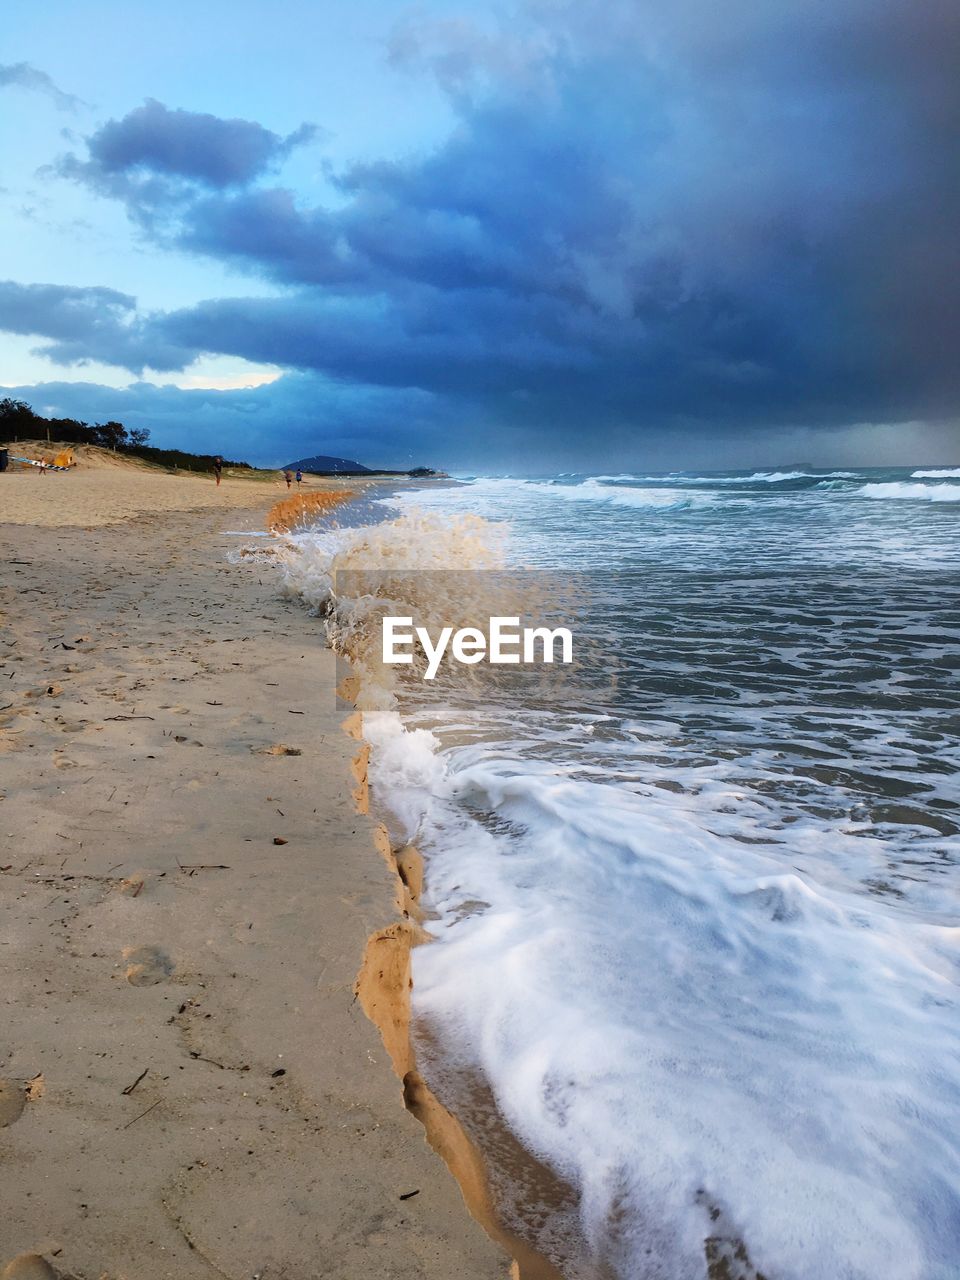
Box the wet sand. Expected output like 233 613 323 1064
0 468 508 1278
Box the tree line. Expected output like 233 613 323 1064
0 398 251 474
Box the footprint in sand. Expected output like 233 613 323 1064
122 945 175 986
53 717 87 733
0 1078 26 1127
25 684 64 700
0 1256 60 1280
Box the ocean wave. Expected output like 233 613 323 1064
629 471 803 485
742 470 863 483
520 478 713 510
654 470 862 486
859 482 960 502
743 470 811 482
405 475 713 511
912 468 960 479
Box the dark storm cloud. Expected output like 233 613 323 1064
0 280 188 373
177 188 362 285
154 290 596 393
21 0 960 443
2 375 448 468
0 62 87 112
60 100 317 203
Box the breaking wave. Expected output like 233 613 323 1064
859 481 960 502
521 478 713 510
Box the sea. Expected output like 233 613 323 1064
278 465 960 1280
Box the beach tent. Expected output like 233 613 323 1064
9 454 72 471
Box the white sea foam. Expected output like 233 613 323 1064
859 482 960 502
378 737 960 1280
912 468 960 479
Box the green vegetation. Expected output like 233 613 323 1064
0 397 251 473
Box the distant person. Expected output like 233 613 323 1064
295 468 303 488
213 456 223 487
284 469 293 489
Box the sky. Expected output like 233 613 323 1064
1 0 957 471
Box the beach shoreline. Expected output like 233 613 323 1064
0 467 509 1279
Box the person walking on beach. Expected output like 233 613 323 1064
284 469 293 489
213 456 223 487
295 468 303 488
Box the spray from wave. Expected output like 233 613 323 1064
276 510 508 704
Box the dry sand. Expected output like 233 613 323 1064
0 458 508 1279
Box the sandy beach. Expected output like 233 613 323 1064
0 458 508 1279
0 444 363 528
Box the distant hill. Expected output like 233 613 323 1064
284 454 372 475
